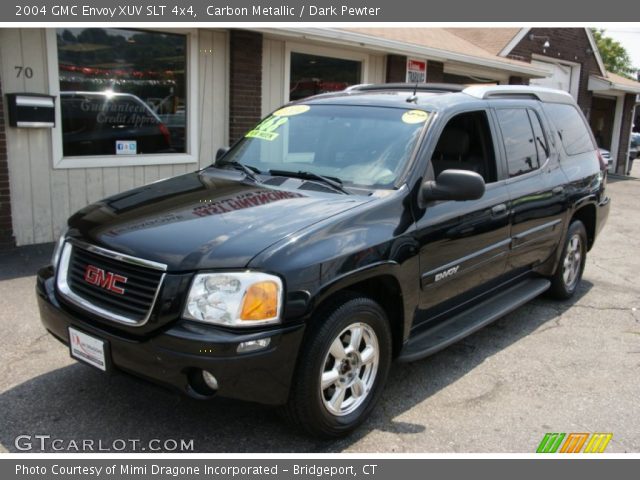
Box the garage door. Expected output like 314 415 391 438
530 60 575 96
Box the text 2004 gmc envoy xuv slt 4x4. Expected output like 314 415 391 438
37 84 610 437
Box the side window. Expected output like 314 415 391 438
496 108 539 178
528 110 549 161
543 103 595 156
430 110 497 184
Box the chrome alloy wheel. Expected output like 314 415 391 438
320 322 380 417
563 233 583 289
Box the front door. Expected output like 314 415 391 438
413 109 511 327
589 96 617 150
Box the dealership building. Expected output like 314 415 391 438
0 27 639 249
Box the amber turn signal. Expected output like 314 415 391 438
240 281 279 320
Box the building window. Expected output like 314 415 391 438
289 52 362 101
51 28 196 167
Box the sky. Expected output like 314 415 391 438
604 28 640 73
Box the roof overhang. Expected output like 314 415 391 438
584 29 607 77
589 75 640 95
255 28 550 79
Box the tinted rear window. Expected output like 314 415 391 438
544 103 595 156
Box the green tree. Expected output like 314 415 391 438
592 29 637 78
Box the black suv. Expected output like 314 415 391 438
37 84 610 437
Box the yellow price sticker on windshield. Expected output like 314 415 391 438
246 130 279 141
245 116 289 142
402 110 429 124
273 105 310 117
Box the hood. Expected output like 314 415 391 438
66 169 371 271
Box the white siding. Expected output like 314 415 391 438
0 28 229 245
369 54 386 84
261 38 286 116
198 29 229 168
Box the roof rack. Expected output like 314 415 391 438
345 83 465 94
462 85 574 104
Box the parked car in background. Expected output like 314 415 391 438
150 94 187 153
60 92 173 156
38 84 609 437
598 148 613 172
629 132 640 174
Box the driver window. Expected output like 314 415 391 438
431 111 497 183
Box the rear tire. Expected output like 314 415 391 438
283 294 392 438
548 220 587 300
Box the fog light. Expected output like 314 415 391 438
202 370 218 390
237 338 271 353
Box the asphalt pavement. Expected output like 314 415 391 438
1 167 639 453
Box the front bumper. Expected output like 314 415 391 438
36 267 304 405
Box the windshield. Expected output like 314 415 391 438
219 104 429 188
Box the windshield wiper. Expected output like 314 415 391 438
269 170 350 195
217 161 262 183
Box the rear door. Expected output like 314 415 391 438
413 108 511 325
493 102 568 272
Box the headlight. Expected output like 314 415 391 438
51 229 68 271
183 272 283 327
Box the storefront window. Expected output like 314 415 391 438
56 28 187 157
289 52 362 101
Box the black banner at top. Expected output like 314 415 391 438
4 0 640 22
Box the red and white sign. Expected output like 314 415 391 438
406 58 427 83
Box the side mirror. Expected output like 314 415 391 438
216 146 230 161
421 169 485 203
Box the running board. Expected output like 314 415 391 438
398 277 551 363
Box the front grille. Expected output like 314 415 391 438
57 241 166 325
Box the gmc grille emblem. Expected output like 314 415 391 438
83 264 128 294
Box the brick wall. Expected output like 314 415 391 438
509 28 601 117
229 30 263 144
0 75 15 250
386 55 407 82
616 93 637 175
509 76 530 85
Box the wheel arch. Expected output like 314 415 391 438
571 202 597 251
310 263 411 358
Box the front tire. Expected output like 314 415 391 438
549 220 587 299
284 295 392 438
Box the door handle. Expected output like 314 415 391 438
491 204 507 215
552 186 564 195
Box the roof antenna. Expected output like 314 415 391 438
407 82 418 103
